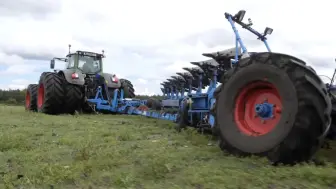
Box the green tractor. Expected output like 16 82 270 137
25 45 135 114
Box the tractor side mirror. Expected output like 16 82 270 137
50 59 55 69
264 27 273 35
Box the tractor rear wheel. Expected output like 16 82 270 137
215 52 331 165
120 79 135 98
37 72 65 114
64 84 83 114
25 84 38 111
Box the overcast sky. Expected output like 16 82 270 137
0 0 335 95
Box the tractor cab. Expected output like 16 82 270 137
50 44 105 75
50 50 105 75
66 51 104 74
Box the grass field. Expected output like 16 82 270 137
0 105 336 189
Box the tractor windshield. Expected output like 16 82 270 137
78 55 102 74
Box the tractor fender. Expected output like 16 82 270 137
58 70 85 85
101 73 121 88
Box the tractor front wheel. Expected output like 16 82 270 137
37 72 65 114
64 84 83 114
215 52 331 165
25 84 38 111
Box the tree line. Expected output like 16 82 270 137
0 89 163 105
0 89 27 105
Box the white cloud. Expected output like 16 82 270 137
0 78 36 90
6 84 26 90
0 0 335 95
136 88 155 96
0 64 38 75
164 60 195 73
0 51 24 65
11 79 31 84
137 78 148 84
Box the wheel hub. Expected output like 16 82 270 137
254 102 274 119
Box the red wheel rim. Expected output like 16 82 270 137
37 84 44 109
234 81 282 136
25 92 30 109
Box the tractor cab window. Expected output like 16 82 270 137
78 55 102 73
66 55 75 69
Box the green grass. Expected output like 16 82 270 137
0 105 336 189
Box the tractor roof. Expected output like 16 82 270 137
66 50 104 58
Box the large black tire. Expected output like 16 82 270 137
39 72 51 83
215 52 331 165
37 72 65 114
63 84 83 114
120 79 135 98
25 84 38 111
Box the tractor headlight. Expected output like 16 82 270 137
71 73 79 79
112 75 119 83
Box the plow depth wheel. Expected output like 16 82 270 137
37 72 65 114
25 84 38 111
215 52 331 165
